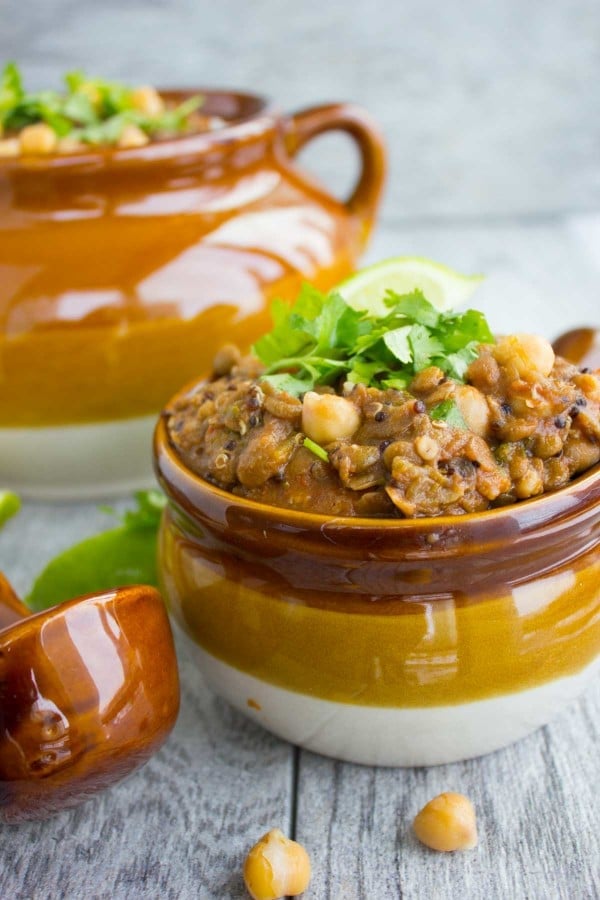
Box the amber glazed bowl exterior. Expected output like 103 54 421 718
0 579 180 823
154 418 600 766
0 90 385 498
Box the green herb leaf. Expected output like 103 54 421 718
0 62 23 126
99 489 166 529
260 372 315 396
347 358 389 384
408 324 444 371
26 491 165 612
430 399 468 429
383 325 412 363
62 91 97 125
253 282 493 396
0 491 20 528
384 290 440 327
155 94 204 132
0 64 204 143
303 437 329 462
64 70 85 93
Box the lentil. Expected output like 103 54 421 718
167 338 600 518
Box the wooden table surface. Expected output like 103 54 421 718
1 1 600 894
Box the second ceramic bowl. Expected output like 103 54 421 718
0 580 179 822
154 417 600 766
0 90 385 498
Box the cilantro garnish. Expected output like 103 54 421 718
253 285 494 396
430 399 468 429
0 62 203 144
303 437 329 462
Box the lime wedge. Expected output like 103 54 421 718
0 491 20 528
337 256 484 316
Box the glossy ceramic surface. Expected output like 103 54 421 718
154 414 600 764
553 327 600 370
0 91 385 430
0 579 180 823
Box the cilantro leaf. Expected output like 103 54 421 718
347 358 390 384
384 290 440 327
62 91 97 125
408 324 444 371
0 62 23 126
252 281 492 396
260 372 314 395
430 399 468 429
0 63 204 144
383 326 412 363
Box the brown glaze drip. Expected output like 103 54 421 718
0 93 386 427
0 578 179 824
0 573 30 629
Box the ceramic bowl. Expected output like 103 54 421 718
0 579 180 822
154 415 600 766
0 90 385 499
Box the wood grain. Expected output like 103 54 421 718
294 682 600 900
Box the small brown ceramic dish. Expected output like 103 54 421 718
0 576 179 823
0 89 385 499
154 410 600 767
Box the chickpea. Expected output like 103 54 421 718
57 136 86 155
117 124 150 148
213 343 241 377
455 385 490 437
494 333 555 379
302 391 360 445
243 828 311 900
0 138 19 157
19 123 58 155
130 85 165 117
413 792 478 852
415 435 439 462
514 467 544 499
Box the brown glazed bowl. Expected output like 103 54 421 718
0 90 386 499
154 415 600 767
0 577 180 823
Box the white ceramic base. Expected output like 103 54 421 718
191 645 599 766
0 415 157 499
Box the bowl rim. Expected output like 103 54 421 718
0 87 277 172
154 411 600 533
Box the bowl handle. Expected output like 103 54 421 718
283 103 387 246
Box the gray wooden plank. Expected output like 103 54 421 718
0 503 294 900
294 681 600 900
